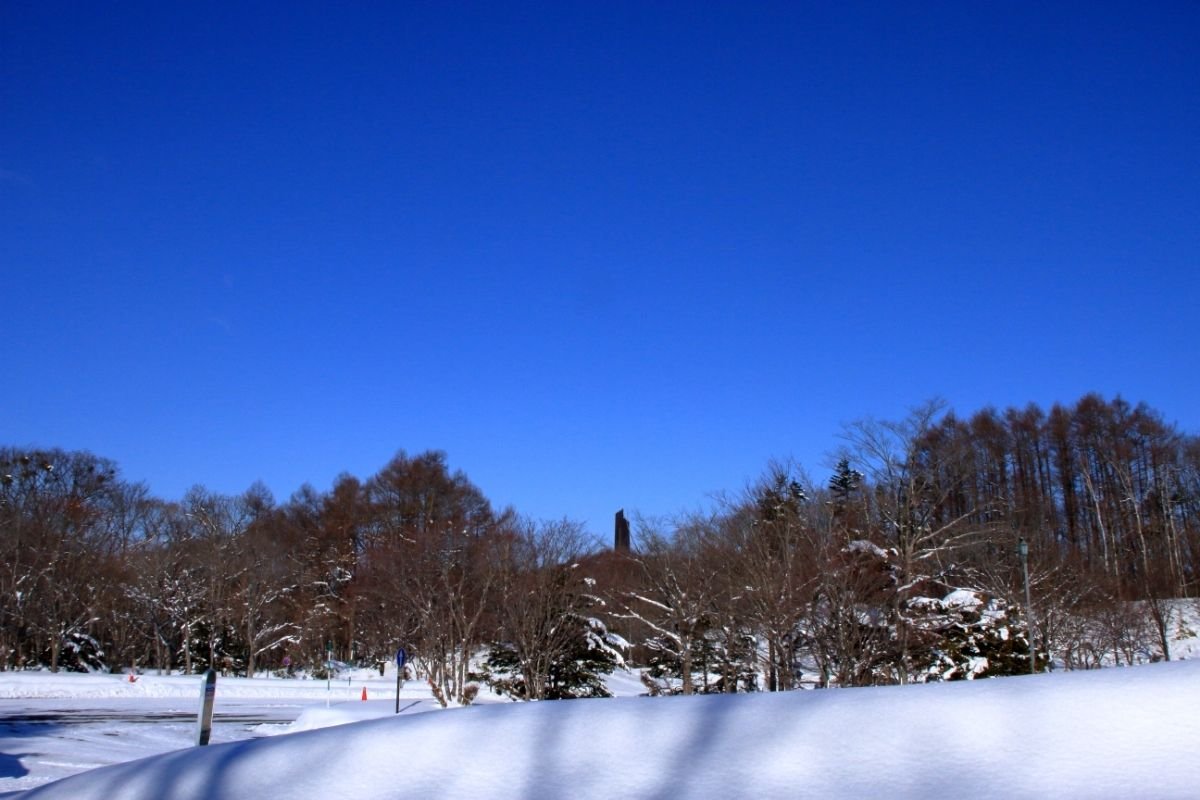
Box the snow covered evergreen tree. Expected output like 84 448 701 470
909 589 1038 679
481 519 626 700
482 616 625 700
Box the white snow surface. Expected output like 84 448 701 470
3 661 1198 799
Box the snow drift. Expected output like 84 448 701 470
14 660 1200 799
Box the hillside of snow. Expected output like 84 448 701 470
9 660 1200 799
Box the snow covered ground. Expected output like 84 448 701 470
0 668 475 795
3 661 1198 799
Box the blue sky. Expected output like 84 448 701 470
3 2 1197 537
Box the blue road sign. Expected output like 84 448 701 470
396 647 407 668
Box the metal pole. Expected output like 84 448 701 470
1019 538 1035 675
196 669 217 746
326 641 333 708
395 647 406 714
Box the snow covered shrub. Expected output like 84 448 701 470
428 678 448 708
55 632 106 673
639 671 666 696
910 590 1038 680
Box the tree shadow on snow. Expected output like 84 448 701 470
519 689 744 800
0 715 64 780
0 750 31 779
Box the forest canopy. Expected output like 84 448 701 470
2 394 1197 695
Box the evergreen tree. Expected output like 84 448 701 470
828 458 864 519
909 589 1041 680
482 616 625 700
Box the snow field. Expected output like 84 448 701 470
6 660 1199 799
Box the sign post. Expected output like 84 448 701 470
394 647 407 714
196 669 217 746
325 641 334 708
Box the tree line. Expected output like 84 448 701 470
2 394 1196 698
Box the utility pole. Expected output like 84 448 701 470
1018 538 1036 675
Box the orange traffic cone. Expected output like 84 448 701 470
361 687 368 701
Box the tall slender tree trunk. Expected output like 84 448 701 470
183 622 193 674
246 618 256 677
680 629 694 695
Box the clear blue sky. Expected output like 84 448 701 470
4 2 1197 537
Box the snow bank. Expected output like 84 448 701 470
271 699 448 734
14 660 1200 799
0 671 409 701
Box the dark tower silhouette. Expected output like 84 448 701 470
614 509 631 551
